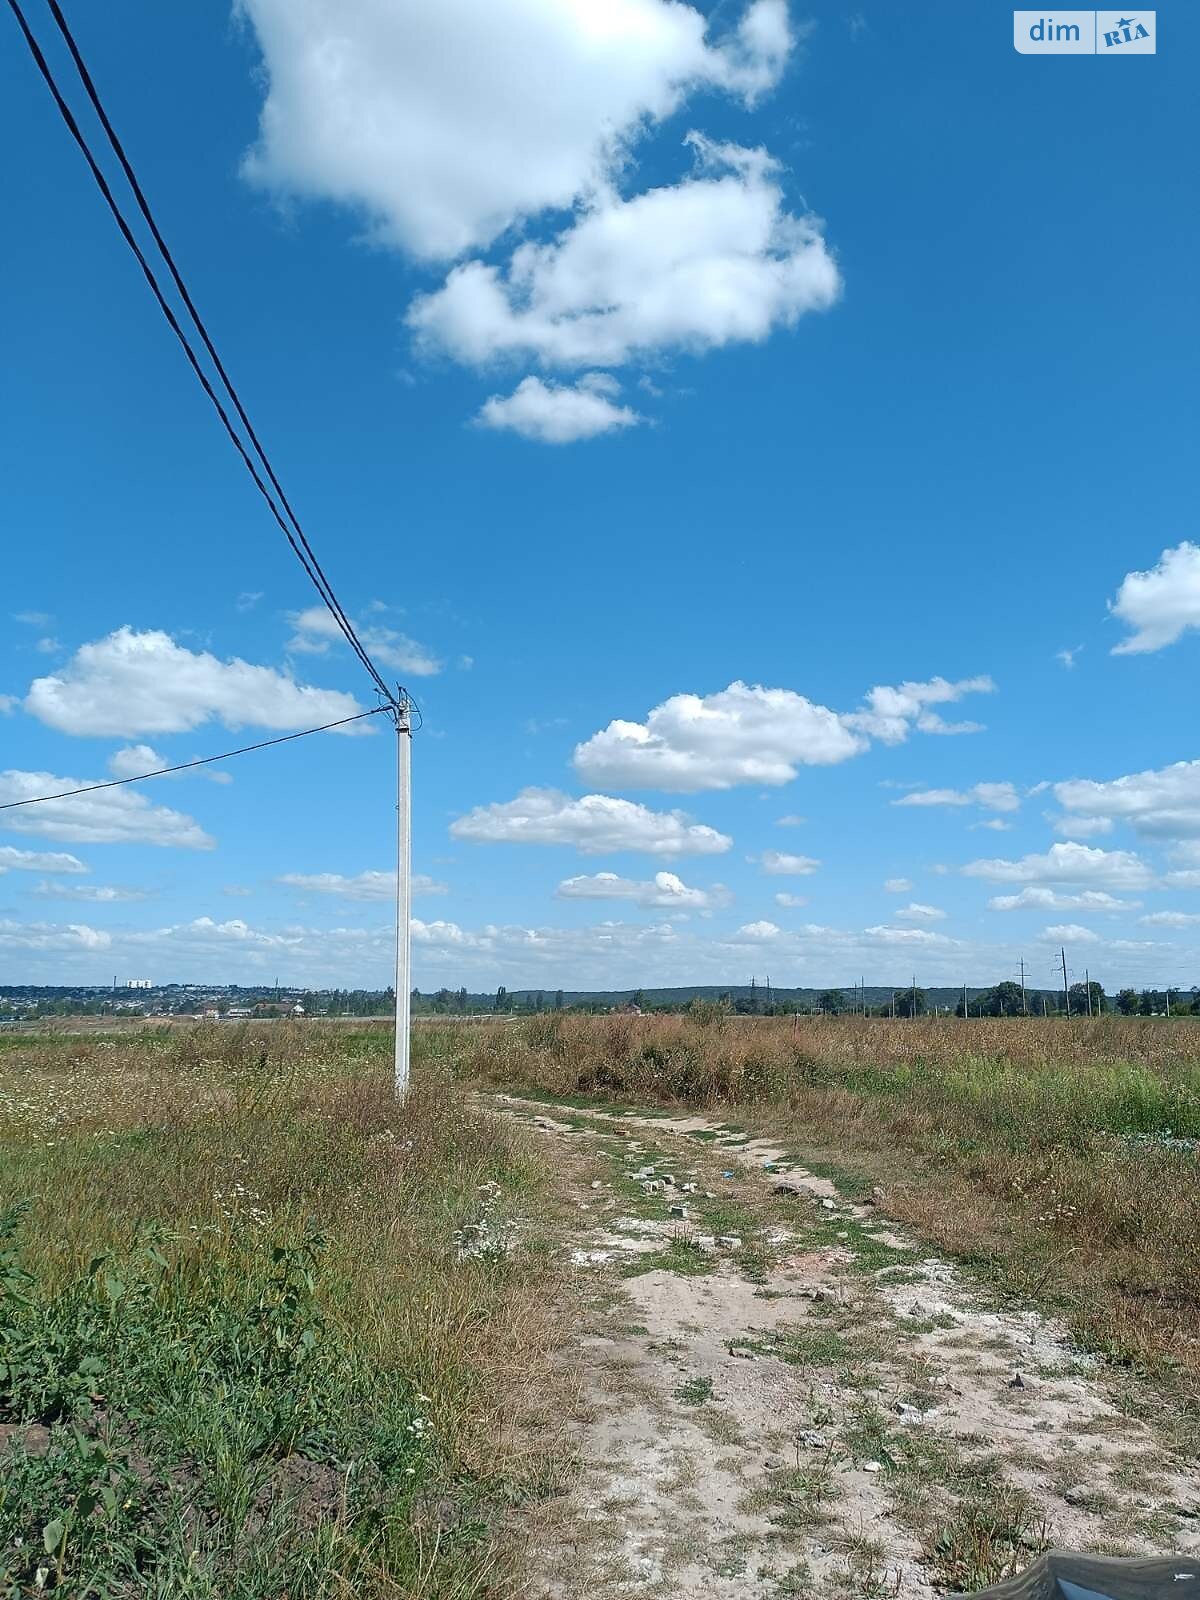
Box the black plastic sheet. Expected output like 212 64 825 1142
961 1552 1200 1599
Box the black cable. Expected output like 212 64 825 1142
40 0 388 703
7 0 397 707
0 706 388 813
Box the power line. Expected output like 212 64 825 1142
7 0 395 707
0 707 387 812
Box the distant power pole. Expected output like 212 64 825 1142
962 981 968 1018
890 991 896 1019
911 975 918 1020
1061 947 1070 1017
1017 956 1028 1015
1084 967 1093 1018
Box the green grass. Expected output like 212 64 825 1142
0 1025 563 1598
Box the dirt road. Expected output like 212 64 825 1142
486 1092 1199 1599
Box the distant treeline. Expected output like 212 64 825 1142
4 980 1197 1022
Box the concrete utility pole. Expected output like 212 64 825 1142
394 695 413 1100
1061 947 1070 1017
1017 956 1028 1015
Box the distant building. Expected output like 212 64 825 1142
125 978 152 990
290 1003 306 1018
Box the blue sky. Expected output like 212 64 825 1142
2 0 1197 992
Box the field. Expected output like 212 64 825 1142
0 1014 1197 1597
0 1024 566 1598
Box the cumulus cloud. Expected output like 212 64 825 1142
108 745 164 780
1139 910 1200 928
477 376 641 443
0 845 88 875
26 628 367 738
0 770 213 849
843 676 996 743
573 675 993 793
1051 760 1200 842
277 870 447 900
758 850 820 876
556 870 728 909
449 787 731 856
0 919 111 953
883 877 912 893
896 903 946 921
774 892 808 908
1109 542 1200 654
240 0 796 261
287 607 441 677
861 924 956 947
409 136 838 370
1040 923 1100 944
986 887 1138 913
32 882 149 903
962 841 1154 890
107 744 232 787
894 781 1019 814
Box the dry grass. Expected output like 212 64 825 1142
449 1013 1200 1416
0 1023 571 1597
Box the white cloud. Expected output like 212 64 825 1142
108 744 164 780
0 919 111 953
896 903 946 921
737 919 782 939
894 781 1019 814
26 628 367 738
13 612 51 628
1051 814 1114 839
477 376 641 443
573 675 994 793
1040 924 1100 945
0 696 16 716
0 845 88 875
843 676 995 744
1139 911 1200 928
1051 761 1200 841
987 888 1138 913
277 870 446 900
774 891 808 908
776 813 805 826
449 787 731 856
0 770 213 849
963 841 1154 890
861 925 956 947
1109 542 1200 654
240 0 796 262
107 744 231 788
556 869 727 909
32 882 149 903
409 135 839 370
883 877 912 893
970 818 1013 832
286 607 441 677
1056 645 1082 670
759 850 820 876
